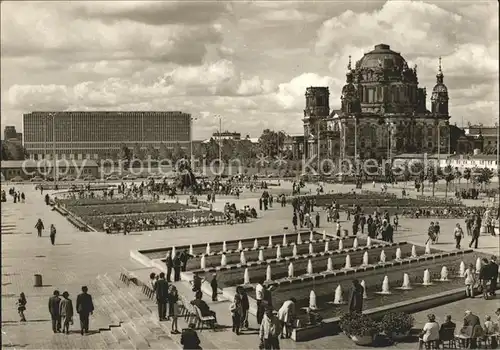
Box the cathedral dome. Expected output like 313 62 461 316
358 44 407 70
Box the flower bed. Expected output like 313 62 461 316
68 202 192 216
59 198 150 206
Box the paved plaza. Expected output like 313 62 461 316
1 181 499 349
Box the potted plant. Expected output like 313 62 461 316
380 312 414 340
339 312 378 346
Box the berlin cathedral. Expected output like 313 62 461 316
303 44 450 162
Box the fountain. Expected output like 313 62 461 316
243 268 250 284
459 261 466 277
324 241 329 252
206 243 211 255
338 239 344 251
379 250 386 263
326 257 333 272
171 246 176 258
333 285 344 304
362 251 369 266
189 245 194 256
292 245 298 257
307 260 314 274
353 238 359 249
376 276 391 295
201 255 206 269
283 234 287 247
411 245 417 258
309 231 314 242
475 257 482 273
309 290 318 310
240 251 246 265
266 265 272 281
344 255 352 269
322 230 327 241
288 262 294 278
268 236 273 247
309 243 314 255
425 241 431 255
222 241 227 253
238 241 243 251
440 266 449 281
297 233 302 245
422 269 433 286
360 280 368 299
395 248 402 260
258 249 264 262
397 273 412 290
221 253 227 267
366 237 372 247
253 239 259 249
276 246 282 260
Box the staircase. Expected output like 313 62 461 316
95 274 180 349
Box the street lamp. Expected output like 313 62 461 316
214 115 222 164
190 116 198 170
44 113 57 185
385 120 396 165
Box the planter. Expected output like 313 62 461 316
391 331 410 341
350 334 374 346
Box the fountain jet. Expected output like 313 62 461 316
376 276 391 295
324 241 329 252
222 241 227 253
253 239 259 250
268 236 273 248
366 237 372 247
360 280 368 299
282 234 287 247
258 249 264 262
288 262 294 278
266 265 272 281
243 268 250 284
395 248 402 260
459 261 466 277
476 257 482 273
240 251 246 265
307 260 313 274
309 243 314 255
189 245 193 256
338 239 344 251
440 266 449 281
397 273 412 290
172 246 176 258
425 241 431 255
206 243 211 255
327 257 333 272
297 233 302 245
309 231 314 242
221 254 227 267
344 255 352 269
353 238 359 249
292 244 298 257
201 255 206 269
309 290 318 310
411 245 417 258
322 230 327 241
276 246 282 260
362 251 369 266
333 285 344 304
238 241 243 251
422 269 433 286
379 250 386 263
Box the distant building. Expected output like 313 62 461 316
212 131 241 141
23 111 191 160
3 126 22 144
440 154 498 171
283 134 305 160
455 123 499 154
1 159 99 180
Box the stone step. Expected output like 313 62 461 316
111 327 136 350
99 329 121 348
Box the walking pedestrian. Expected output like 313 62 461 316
230 289 243 335
179 249 193 272
173 252 182 282
59 291 74 334
16 292 27 322
488 256 498 297
168 285 180 334
259 307 281 349
49 224 57 245
154 273 169 321
454 223 464 249
469 221 480 249
210 274 218 302
76 286 94 335
48 290 62 333
35 218 44 237
165 251 173 282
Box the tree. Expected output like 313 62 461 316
1 141 28 160
454 167 462 192
474 168 493 190
133 143 144 160
443 165 455 198
146 145 158 160
221 139 235 163
118 144 131 168
463 168 471 189
203 138 219 161
258 129 286 158
159 143 172 161
172 143 185 163
234 140 253 163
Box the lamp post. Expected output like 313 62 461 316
190 116 198 170
214 115 222 165
317 120 321 171
386 120 395 165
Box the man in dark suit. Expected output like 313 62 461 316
488 256 498 296
154 272 169 321
460 310 482 349
76 286 94 335
348 279 364 314
173 253 182 282
165 252 173 282
48 290 61 333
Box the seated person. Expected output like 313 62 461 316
419 314 440 349
190 291 217 323
483 316 495 335
439 315 456 342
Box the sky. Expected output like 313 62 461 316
1 0 498 139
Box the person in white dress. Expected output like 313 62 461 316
419 314 440 349
464 264 476 298
277 298 296 339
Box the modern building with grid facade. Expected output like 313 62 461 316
23 111 192 160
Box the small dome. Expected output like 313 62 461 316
358 44 407 70
433 83 448 93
